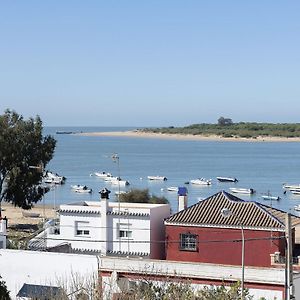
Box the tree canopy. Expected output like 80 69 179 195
0 109 56 210
119 189 169 204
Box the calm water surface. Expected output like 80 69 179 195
43 127 300 215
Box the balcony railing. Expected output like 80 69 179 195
270 252 300 266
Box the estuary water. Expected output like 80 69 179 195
43 127 300 215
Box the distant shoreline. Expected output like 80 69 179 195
75 130 300 142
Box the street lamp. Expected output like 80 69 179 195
111 153 121 253
221 208 245 300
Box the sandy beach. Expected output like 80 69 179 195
76 130 300 142
1 203 57 226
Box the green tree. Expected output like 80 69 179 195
0 109 56 210
0 276 10 300
119 189 169 204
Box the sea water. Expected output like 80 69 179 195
43 126 300 215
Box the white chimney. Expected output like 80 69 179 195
178 187 188 212
99 188 111 255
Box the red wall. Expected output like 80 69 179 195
165 225 286 267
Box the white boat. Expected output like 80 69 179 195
147 175 168 181
71 185 92 193
261 195 280 201
216 176 238 183
94 171 113 178
43 171 65 184
283 184 300 190
110 177 130 186
166 187 179 192
290 189 300 195
294 204 300 211
229 188 255 194
190 178 212 185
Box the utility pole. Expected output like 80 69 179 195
285 213 295 299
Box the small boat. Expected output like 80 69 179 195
43 171 66 184
190 178 212 185
217 176 238 183
71 185 92 193
110 177 130 186
294 205 300 211
147 175 168 181
290 189 300 195
283 184 300 190
94 171 113 178
166 187 179 192
229 188 255 194
261 195 280 201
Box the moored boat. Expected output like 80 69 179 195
110 177 130 186
261 195 280 201
229 188 255 194
217 176 238 183
71 185 92 193
43 171 66 184
283 183 300 190
147 175 168 181
166 186 179 192
290 189 300 195
94 171 113 178
294 204 300 211
190 178 212 185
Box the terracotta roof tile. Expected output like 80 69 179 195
165 191 300 230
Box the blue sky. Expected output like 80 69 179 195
1 1 299 126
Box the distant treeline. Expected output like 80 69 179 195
141 122 300 138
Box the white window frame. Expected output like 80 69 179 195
75 221 90 236
117 223 132 239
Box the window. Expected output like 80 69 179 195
180 233 198 251
117 223 132 239
75 221 90 236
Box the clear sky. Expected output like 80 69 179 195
1 1 299 126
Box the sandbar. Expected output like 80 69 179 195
76 130 300 142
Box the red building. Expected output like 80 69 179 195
165 191 300 268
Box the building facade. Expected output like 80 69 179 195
165 191 300 267
30 193 170 259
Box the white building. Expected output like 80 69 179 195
30 192 170 259
0 218 7 249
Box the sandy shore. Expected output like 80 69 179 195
76 130 300 142
1 203 57 226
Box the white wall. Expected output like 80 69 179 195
0 249 98 300
0 219 6 249
47 211 103 252
150 205 170 259
111 215 151 255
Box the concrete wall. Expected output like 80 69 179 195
0 249 98 300
166 225 285 267
99 256 286 300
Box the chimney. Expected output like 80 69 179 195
99 188 111 255
178 187 188 212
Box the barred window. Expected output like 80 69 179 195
75 221 90 236
180 233 198 251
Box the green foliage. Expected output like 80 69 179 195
118 279 253 300
0 109 56 209
142 121 300 139
119 189 169 204
0 276 10 300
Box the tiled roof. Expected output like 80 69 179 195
165 191 300 231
